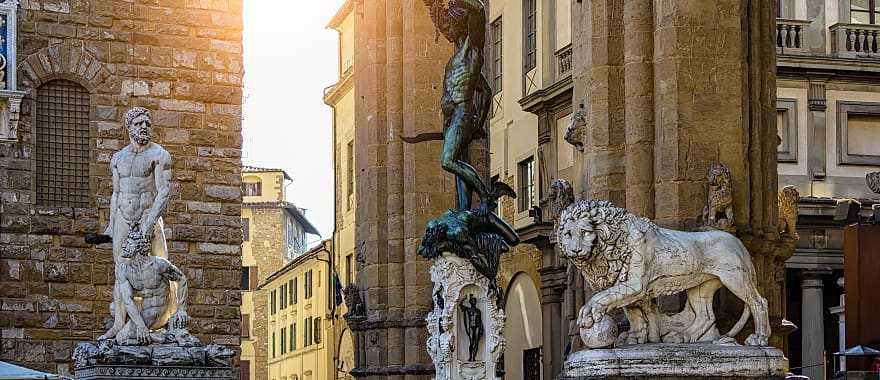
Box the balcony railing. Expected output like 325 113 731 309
776 19 811 54
830 23 880 57
556 44 572 78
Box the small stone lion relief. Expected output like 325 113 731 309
556 200 771 349
778 185 800 240
565 103 587 152
702 163 734 231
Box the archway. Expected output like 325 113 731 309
503 272 543 380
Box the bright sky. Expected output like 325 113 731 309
242 1 346 242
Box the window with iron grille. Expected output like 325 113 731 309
523 0 537 73
518 157 535 212
36 79 91 208
492 17 503 94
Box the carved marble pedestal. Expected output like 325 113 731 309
427 253 505 380
74 365 234 380
559 343 788 380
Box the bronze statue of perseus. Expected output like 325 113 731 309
407 0 494 212
414 0 519 304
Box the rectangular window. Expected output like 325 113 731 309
288 279 294 305
272 332 276 358
305 270 313 299
290 323 295 351
346 140 355 202
293 277 298 304
491 175 501 217
280 284 287 309
346 254 353 285
241 314 250 338
270 290 276 315
314 318 322 344
492 17 503 94
242 218 250 241
304 317 312 346
852 0 880 24
523 0 537 72
36 80 91 208
280 327 287 355
241 267 250 290
518 157 535 212
243 181 262 196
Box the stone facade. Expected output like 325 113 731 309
0 0 243 375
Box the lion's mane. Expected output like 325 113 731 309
557 200 643 291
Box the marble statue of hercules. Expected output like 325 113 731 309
98 107 174 341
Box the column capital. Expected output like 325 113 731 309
801 269 832 288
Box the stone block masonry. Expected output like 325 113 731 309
0 0 243 376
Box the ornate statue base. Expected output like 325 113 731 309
559 343 787 380
73 340 235 380
74 365 234 380
427 253 506 380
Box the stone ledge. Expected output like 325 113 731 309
559 344 788 380
74 365 234 380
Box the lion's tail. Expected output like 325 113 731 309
725 304 751 338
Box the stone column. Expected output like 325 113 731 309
622 0 655 218
350 1 452 378
538 261 566 380
801 270 829 380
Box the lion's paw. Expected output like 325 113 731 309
745 334 768 347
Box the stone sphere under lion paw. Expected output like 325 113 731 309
580 315 618 349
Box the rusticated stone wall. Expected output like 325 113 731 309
0 0 243 375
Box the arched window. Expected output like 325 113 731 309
35 79 90 207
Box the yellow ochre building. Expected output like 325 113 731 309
240 166 320 380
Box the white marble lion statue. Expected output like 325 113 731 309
556 199 771 348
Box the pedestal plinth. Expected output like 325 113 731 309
74 365 234 380
427 253 506 380
559 343 788 380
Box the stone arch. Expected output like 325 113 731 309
503 271 543 380
17 44 117 94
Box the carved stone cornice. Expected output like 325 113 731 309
74 366 233 380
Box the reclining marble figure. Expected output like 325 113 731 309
556 200 771 348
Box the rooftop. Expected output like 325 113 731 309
242 201 321 236
258 239 332 289
242 165 292 181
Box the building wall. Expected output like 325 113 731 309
0 0 243 375
241 170 290 380
265 243 333 380
243 171 286 203
326 4 357 377
245 206 286 380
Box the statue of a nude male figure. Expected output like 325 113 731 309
96 107 174 341
113 225 190 345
